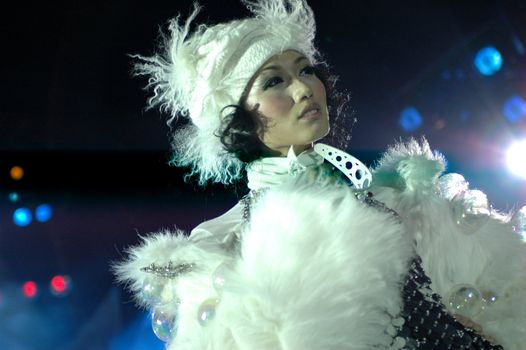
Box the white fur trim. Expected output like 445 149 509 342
373 138 526 349
206 178 413 349
112 230 231 309
118 176 414 349
373 137 446 192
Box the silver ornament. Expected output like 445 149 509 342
141 261 194 279
439 173 469 200
447 284 483 318
197 298 220 326
151 307 177 342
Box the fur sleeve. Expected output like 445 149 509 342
372 138 526 349
112 230 232 309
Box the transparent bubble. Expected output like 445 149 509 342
141 278 163 305
151 307 176 342
447 284 483 318
197 298 219 326
452 190 491 234
439 173 469 200
482 291 498 307
212 263 232 294
141 278 178 306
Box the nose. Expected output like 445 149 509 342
289 78 313 103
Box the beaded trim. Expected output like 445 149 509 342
141 261 195 279
241 189 265 224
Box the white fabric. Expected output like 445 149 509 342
246 146 324 190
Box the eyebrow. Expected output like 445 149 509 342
260 56 308 72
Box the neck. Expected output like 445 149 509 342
270 143 313 157
246 145 324 190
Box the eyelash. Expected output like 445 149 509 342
263 65 316 90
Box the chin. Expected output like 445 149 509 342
314 119 330 141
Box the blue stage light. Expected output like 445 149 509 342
8 192 19 202
503 95 526 123
109 312 164 350
512 35 525 55
474 46 503 76
399 107 423 132
35 204 53 222
13 208 32 227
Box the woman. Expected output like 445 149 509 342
114 1 526 348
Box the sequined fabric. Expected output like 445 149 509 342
394 257 503 349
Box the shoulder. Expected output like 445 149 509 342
372 137 446 192
190 200 245 243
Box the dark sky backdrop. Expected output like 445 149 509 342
2 0 525 154
2 0 526 209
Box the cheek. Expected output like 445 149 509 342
312 79 327 103
258 95 292 120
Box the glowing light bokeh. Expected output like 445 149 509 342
399 107 423 132
22 281 38 299
8 192 19 202
10 166 24 181
474 46 503 76
13 208 32 227
512 35 525 55
506 140 526 179
35 204 53 222
502 95 526 123
441 69 451 80
50 275 71 296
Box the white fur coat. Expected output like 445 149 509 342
114 139 526 349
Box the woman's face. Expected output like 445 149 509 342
243 50 329 156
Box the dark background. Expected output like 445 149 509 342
1 0 526 349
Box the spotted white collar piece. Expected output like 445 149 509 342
314 143 372 190
246 144 372 190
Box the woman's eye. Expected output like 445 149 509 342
263 77 283 90
301 66 315 75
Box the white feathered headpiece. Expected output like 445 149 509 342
133 0 320 185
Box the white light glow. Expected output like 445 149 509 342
507 140 526 179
